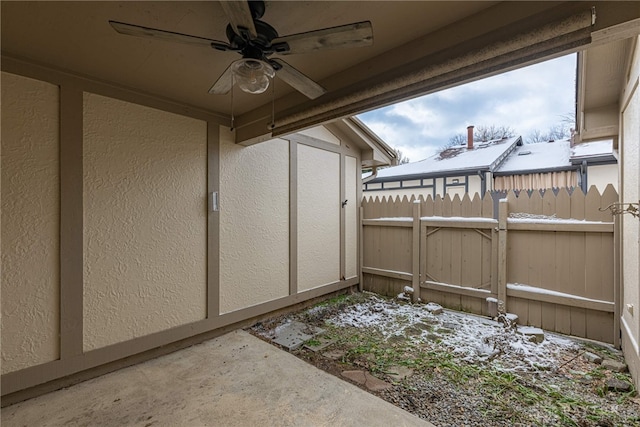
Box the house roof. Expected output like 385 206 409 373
495 140 573 175
494 138 617 176
570 138 617 164
371 136 521 182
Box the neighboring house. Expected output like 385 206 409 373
577 35 640 390
1 69 394 398
493 138 618 193
364 129 522 199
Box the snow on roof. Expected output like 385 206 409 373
375 136 520 180
571 138 614 160
495 139 571 174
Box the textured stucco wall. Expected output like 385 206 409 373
345 156 358 279
1 72 60 373
621 41 640 358
298 145 340 290
219 128 289 313
83 93 207 351
297 126 340 145
586 164 618 193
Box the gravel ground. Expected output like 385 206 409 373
250 292 640 427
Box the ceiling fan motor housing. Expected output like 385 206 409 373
226 20 279 58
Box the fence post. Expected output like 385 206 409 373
498 198 508 313
359 206 364 293
412 200 421 303
613 213 621 348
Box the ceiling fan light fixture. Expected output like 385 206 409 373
232 59 275 94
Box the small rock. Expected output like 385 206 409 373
425 302 443 315
518 326 544 343
341 370 391 391
322 349 345 360
505 313 519 323
583 352 603 364
606 378 632 392
487 298 498 318
602 359 628 373
387 365 414 381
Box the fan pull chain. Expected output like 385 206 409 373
269 76 276 130
230 74 235 131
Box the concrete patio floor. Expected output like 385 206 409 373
1 330 433 426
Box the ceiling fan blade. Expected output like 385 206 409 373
208 61 237 95
109 20 232 50
271 21 372 55
271 59 326 100
219 1 257 40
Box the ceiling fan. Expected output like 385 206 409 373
109 0 373 99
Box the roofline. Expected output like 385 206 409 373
345 116 397 161
369 168 490 183
570 155 617 165
370 135 521 183
493 165 579 176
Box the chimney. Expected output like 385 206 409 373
467 125 474 149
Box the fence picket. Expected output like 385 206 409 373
434 195 443 217
542 188 556 217
481 192 493 218
570 187 586 220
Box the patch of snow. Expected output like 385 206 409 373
508 218 609 225
375 137 520 179
486 297 498 303
327 295 578 372
403 286 414 293
508 283 612 305
510 212 557 220
397 293 410 301
421 216 497 223
571 139 613 159
496 140 571 173
368 217 413 222
425 302 443 311
426 280 491 295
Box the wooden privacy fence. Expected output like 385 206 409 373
361 185 620 345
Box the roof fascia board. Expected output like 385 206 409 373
370 168 490 183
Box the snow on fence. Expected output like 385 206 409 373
361 185 620 345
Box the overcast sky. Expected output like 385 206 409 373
357 53 577 163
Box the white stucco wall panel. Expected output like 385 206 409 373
298 145 340 290
587 164 618 193
345 156 358 279
83 93 207 351
297 126 341 145
1 72 60 373
219 128 289 313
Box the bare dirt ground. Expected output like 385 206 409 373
249 291 640 427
